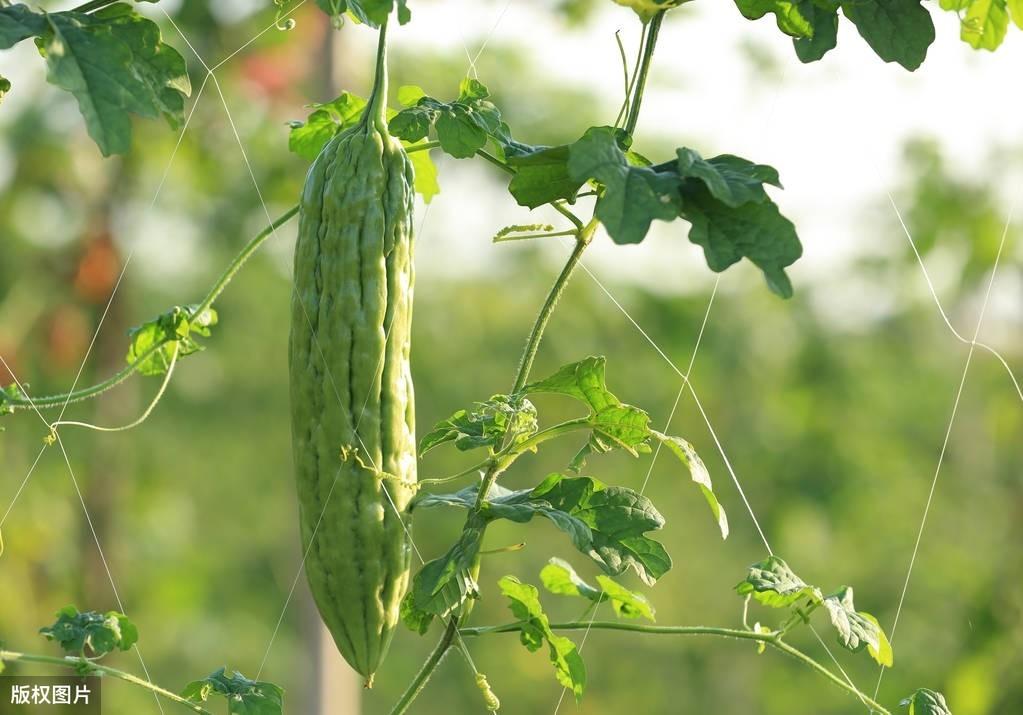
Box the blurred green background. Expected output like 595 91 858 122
1 1 1021 713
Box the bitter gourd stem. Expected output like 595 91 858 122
366 19 391 133
389 619 458 715
623 10 664 138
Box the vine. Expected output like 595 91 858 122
0 0 1018 714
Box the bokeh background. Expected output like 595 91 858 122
1 1 1022 713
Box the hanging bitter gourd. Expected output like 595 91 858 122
288 20 416 686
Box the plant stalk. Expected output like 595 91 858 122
389 619 458 715
623 11 664 137
0 650 213 714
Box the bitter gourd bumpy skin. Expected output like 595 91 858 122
288 20 415 686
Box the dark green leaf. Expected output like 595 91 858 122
900 689 952 715
650 430 728 538
842 0 935 70
415 475 671 585
182 668 284 715
42 5 191 156
681 183 802 298
0 3 47 50
567 126 681 245
793 2 839 62
676 148 781 207
498 576 586 700
506 144 584 208
388 78 508 160
407 529 482 618
419 394 537 455
735 556 822 608
40 606 138 657
733 0 815 36
822 587 893 666
530 473 671 585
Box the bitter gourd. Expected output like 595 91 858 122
288 21 415 685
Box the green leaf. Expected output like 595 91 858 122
314 0 410 27
408 147 439 202
42 5 191 156
960 0 1010 50
842 0 935 71
499 576 586 701
735 556 822 608
540 557 603 601
900 689 952 715
524 356 619 411
676 149 781 208
419 394 538 455
399 591 433 635
793 2 839 61
595 574 656 621
388 79 509 160
681 183 802 298
567 126 681 245
525 474 671 585
287 92 367 161
415 475 671 585
40 606 138 657
822 587 894 667
506 144 584 208
182 668 284 715
397 84 426 106
0 74 9 104
1010 0 1023 28
1 383 26 417
406 530 482 619
650 431 729 539
0 3 47 50
733 0 815 36
126 305 218 376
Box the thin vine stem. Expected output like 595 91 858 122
623 11 664 137
0 650 213 714
458 622 891 715
2 205 300 413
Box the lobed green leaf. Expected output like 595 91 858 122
735 556 822 608
499 576 586 700
182 668 284 715
38 4 191 156
822 587 893 667
900 688 953 715
39 606 138 658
